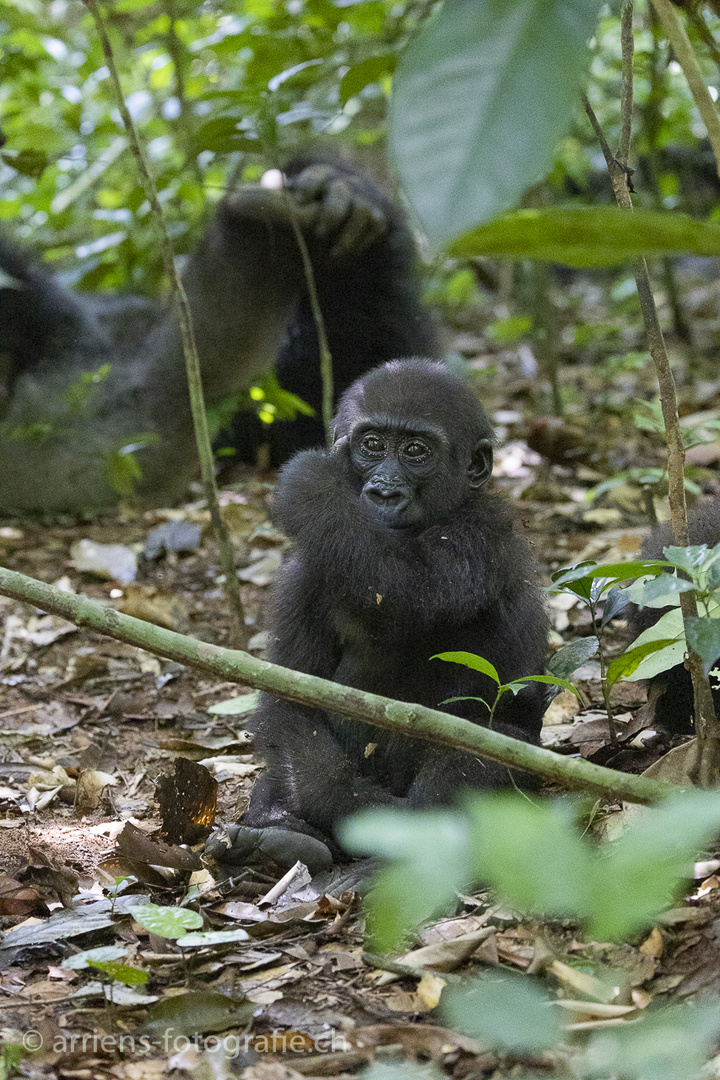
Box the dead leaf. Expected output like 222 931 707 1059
75 769 117 810
639 928 664 958
417 972 446 1009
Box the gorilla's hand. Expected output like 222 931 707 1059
286 163 389 254
221 163 388 256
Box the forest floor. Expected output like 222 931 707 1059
3 262 720 1078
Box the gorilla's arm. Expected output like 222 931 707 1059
220 161 439 464
0 160 411 512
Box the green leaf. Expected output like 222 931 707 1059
62 945 128 970
622 608 687 681
606 639 678 689
601 587 632 627
547 636 599 678
390 0 603 246
91 961 148 985
2 148 49 177
443 974 561 1053
431 651 500 683
339 55 396 104
685 617 720 677
132 904 203 940
663 544 710 574
466 795 595 915
584 1001 720 1080
192 118 261 154
207 691 260 715
341 810 468 952
509 673 582 699
176 928 251 947
552 560 667 589
590 791 720 940
450 206 720 267
627 573 693 610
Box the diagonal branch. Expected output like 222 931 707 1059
0 564 676 807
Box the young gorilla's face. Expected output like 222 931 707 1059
348 419 444 528
345 415 493 529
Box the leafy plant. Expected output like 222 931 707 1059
432 650 581 727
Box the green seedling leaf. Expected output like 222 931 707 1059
450 206 720 266
91 961 148 986
685 616 720 677
621 608 687 681
432 651 500 683
466 795 595 915
144 990 255 1037
390 0 603 246
663 544 709 574
590 790 720 941
627 573 693 610
177 928 250 947
443 974 562 1053
601 587 632 627
62 944 129 970
606 639 678 689
511 673 582 699
548 636 599 677
207 691 260 715
132 903 203 939
440 695 491 710
551 560 668 594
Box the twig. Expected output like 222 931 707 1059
259 861 304 905
0 564 679 805
287 215 334 447
649 0 720 174
81 0 246 646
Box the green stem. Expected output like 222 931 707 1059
82 0 246 646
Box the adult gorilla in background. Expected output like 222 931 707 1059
211 360 549 874
0 156 436 514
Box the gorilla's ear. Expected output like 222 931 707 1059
468 438 493 489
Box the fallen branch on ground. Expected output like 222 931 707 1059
0 565 676 805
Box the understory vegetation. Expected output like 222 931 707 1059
7 2 720 1079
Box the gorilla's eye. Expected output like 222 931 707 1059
403 439 430 461
361 434 386 455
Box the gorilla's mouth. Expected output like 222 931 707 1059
363 487 413 526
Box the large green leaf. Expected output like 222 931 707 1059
444 975 561 1053
589 791 720 941
390 0 603 246
341 809 468 951
466 796 595 915
450 205 720 266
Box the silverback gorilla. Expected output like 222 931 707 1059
0 157 436 513
209 360 550 873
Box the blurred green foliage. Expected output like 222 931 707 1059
0 0 433 294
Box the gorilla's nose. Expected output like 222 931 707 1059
366 480 403 501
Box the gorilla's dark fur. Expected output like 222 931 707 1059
220 360 549 866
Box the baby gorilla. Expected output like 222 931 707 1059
213 360 549 873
